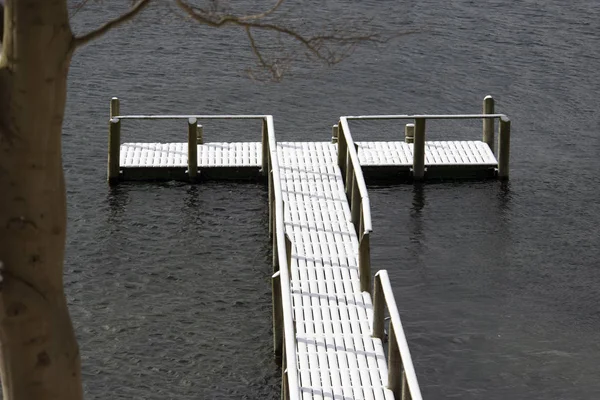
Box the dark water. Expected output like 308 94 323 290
64 0 600 398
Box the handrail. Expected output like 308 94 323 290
372 270 423 400
337 117 373 292
345 113 510 121
340 100 511 180
113 114 272 120
106 97 273 183
265 116 301 400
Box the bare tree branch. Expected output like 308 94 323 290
73 0 153 49
175 0 394 80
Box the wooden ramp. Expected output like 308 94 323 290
278 141 393 399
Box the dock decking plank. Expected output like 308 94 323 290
277 141 390 399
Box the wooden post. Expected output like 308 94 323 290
187 117 198 181
372 273 385 339
388 324 403 398
107 118 121 184
337 123 347 176
285 234 292 273
412 118 426 181
282 367 290 400
483 95 495 153
351 177 361 232
345 155 354 200
331 124 339 143
281 340 289 400
359 233 371 292
262 119 269 176
196 123 204 144
110 97 120 119
498 118 511 179
272 271 283 362
273 230 278 270
268 171 274 237
401 371 410 400
404 123 415 144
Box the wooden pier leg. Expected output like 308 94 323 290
372 273 385 339
187 117 198 181
359 232 371 292
196 123 204 144
285 234 292 273
110 97 120 119
331 124 339 144
483 95 495 153
268 171 274 238
262 119 269 176
281 342 289 400
404 123 415 144
107 118 121 184
336 122 348 176
412 118 426 181
345 155 354 200
272 271 283 363
498 118 511 180
388 324 403 399
350 176 361 232
273 228 278 270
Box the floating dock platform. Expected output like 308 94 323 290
107 97 510 400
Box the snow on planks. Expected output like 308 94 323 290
278 141 394 400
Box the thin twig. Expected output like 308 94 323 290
176 0 384 69
73 0 153 49
238 0 286 21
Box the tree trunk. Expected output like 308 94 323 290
0 1 82 399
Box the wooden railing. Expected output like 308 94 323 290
264 116 301 400
340 96 511 180
336 117 424 399
372 270 423 400
107 97 271 183
336 118 373 293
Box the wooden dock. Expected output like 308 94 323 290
106 97 510 399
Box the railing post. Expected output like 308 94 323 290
483 95 495 153
272 271 283 363
110 97 120 119
498 118 511 179
337 122 347 176
273 227 278 270
345 154 354 199
262 119 269 176
197 123 204 144
351 177 360 232
404 123 415 144
388 324 403 399
372 273 385 339
107 118 121 184
412 118 426 181
331 124 339 144
281 341 289 400
268 170 274 238
402 371 411 400
359 232 371 292
187 117 198 181
285 234 292 273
